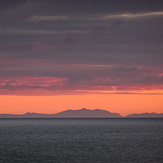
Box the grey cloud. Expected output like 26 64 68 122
0 0 162 27
0 0 162 94
0 61 162 86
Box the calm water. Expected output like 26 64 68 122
0 118 163 163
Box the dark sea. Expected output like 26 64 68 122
0 118 163 163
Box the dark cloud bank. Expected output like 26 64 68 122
0 0 163 95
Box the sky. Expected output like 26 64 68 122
0 0 163 115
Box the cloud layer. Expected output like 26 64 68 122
0 0 163 95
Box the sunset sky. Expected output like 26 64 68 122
0 0 163 116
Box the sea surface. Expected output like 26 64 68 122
0 118 163 163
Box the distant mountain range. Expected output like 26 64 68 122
125 113 163 118
54 108 122 118
0 108 163 118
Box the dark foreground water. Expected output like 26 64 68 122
0 118 163 163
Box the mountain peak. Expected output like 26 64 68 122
24 112 36 115
81 108 89 110
55 108 122 118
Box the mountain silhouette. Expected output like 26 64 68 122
125 112 163 118
0 108 121 118
0 109 163 118
54 108 122 118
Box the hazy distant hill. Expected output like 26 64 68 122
0 112 53 118
0 109 163 118
125 113 163 118
54 108 122 118
0 108 122 118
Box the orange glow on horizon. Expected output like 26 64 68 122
0 93 162 116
